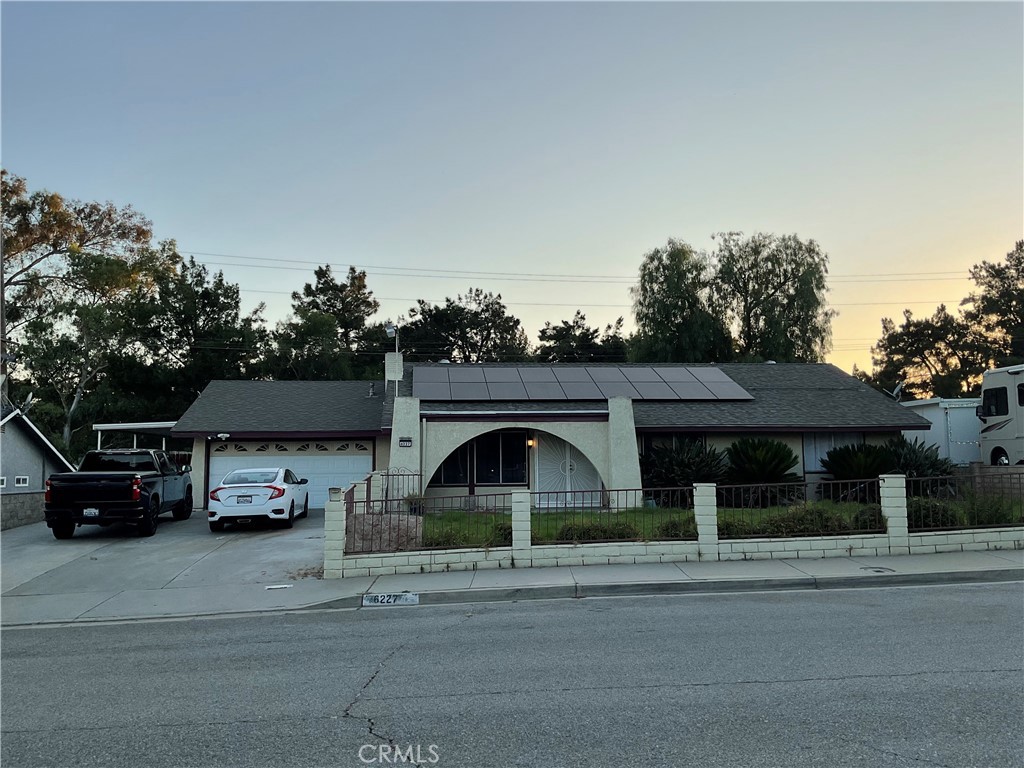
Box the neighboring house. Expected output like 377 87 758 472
0 406 76 493
173 358 932 508
1 405 76 529
171 380 386 508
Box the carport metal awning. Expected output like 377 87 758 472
93 422 178 449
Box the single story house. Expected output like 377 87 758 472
1 405 76 529
172 356 931 507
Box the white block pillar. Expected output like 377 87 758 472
694 482 720 561
511 490 532 569
879 474 909 555
323 487 347 579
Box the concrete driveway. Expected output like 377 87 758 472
1 509 328 624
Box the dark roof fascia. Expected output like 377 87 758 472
635 424 930 433
421 414 608 423
178 430 384 440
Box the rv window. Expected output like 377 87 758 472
1018 383 1024 407
982 387 1009 417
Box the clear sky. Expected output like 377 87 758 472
2 1 1021 373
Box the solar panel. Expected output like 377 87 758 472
450 382 490 399
587 367 628 382
632 381 678 399
653 367 699 382
487 381 529 399
596 382 641 399
413 382 452 400
622 367 662 383
690 367 732 383
553 368 592 382
524 382 567 399
448 368 486 383
414 368 450 383
482 367 523 382
409 364 751 402
667 382 718 400
519 367 558 382
705 381 755 400
559 381 604 399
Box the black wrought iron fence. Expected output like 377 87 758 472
344 492 513 554
906 474 1023 532
716 479 885 539
530 487 696 544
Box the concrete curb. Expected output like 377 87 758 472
3 569 1021 628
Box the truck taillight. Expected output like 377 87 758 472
45 479 52 503
210 487 223 501
131 475 142 502
266 486 285 500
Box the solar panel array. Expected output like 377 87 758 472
411 366 753 401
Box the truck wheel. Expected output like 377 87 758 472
173 488 193 521
209 520 225 533
137 499 159 537
51 522 75 540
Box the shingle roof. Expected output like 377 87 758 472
404 362 930 431
172 380 386 436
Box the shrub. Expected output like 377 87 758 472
965 494 1022 527
726 438 801 484
555 521 639 542
850 505 886 532
886 436 955 479
717 517 756 539
641 441 728 488
487 521 514 547
656 517 697 540
906 498 962 531
421 530 469 548
754 505 850 537
820 444 893 481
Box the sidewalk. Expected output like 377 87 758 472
3 549 1021 627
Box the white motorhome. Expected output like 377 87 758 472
902 398 981 465
977 364 1024 465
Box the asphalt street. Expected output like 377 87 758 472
2 583 1022 768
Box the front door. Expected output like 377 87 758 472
535 435 602 507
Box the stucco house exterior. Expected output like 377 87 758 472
1 405 76 529
173 356 931 507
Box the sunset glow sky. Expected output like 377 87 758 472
3 1 1021 373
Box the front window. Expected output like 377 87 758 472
803 433 863 473
431 431 528 486
983 387 1009 417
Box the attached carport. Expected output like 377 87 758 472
172 380 387 509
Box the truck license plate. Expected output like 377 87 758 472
237 496 252 504
83 508 99 517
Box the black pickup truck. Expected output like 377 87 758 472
44 450 193 540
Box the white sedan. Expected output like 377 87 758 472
208 467 309 532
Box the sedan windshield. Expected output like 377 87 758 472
223 470 279 485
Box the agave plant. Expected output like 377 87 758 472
725 438 801 484
640 441 728 488
885 436 955 478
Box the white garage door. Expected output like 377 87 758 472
208 440 373 508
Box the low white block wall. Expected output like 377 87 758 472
718 534 893 561
529 541 703 568
341 547 514 577
908 527 1024 555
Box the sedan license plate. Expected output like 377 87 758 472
237 496 252 504
83 508 100 518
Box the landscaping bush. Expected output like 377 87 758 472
656 517 697 540
886 436 955 479
820 444 893 481
555 521 639 543
716 517 757 539
421 530 469 549
726 438 802 484
641 441 728 488
906 498 962 530
849 504 886 532
718 504 885 539
487 521 514 547
964 494 1022 527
